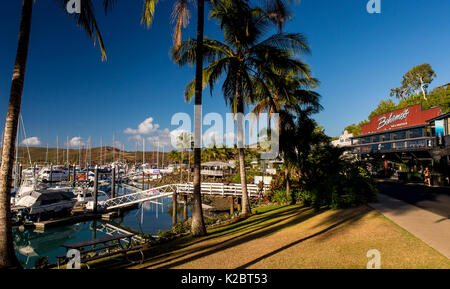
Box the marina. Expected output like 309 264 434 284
8 156 265 268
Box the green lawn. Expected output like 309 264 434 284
86 204 450 269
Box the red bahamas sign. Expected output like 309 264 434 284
361 104 441 135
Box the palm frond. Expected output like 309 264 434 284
58 0 108 61
141 0 159 28
171 0 192 53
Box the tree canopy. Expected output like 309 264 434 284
343 64 448 137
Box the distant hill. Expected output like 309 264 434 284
12 146 168 166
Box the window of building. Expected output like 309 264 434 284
393 141 405 149
381 133 391 141
393 130 407 140
409 128 424 138
381 143 392 150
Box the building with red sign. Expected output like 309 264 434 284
351 104 450 184
360 105 441 135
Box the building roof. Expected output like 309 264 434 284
352 123 427 139
426 112 450 123
360 104 441 135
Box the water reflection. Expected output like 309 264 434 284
13 192 191 268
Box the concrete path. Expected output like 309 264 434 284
376 180 450 219
370 193 450 259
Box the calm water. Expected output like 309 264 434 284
13 184 191 268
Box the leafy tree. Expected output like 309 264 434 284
368 99 397 119
391 63 436 101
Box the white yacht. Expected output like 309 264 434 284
37 166 69 182
13 190 76 217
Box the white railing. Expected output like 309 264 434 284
200 170 224 176
176 182 267 197
99 184 178 210
99 182 267 210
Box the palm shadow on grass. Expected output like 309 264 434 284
138 206 368 269
124 205 315 269
96 205 370 269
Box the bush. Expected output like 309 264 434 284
294 190 313 207
272 190 290 204
306 164 378 210
301 143 378 210
230 167 260 184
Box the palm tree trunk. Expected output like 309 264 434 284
191 0 206 237
0 0 33 269
285 166 292 203
237 91 250 216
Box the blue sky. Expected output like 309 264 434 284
1 0 449 151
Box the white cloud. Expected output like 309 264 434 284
148 128 174 148
68 137 84 147
127 134 143 143
124 117 160 135
21 137 41 146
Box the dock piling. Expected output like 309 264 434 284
183 194 188 221
93 165 99 214
172 189 177 228
49 164 53 183
230 196 234 215
111 165 116 199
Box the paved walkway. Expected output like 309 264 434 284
376 180 450 219
369 193 450 259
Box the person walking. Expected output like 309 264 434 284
424 167 431 186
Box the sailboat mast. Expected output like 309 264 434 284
113 133 116 163
78 137 81 167
89 137 92 165
156 141 159 169
142 138 145 166
56 136 59 165
100 137 103 166
67 136 69 165
162 146 165 169
134 142 137 166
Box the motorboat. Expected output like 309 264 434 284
72 186 109 205
13 190 76 218
37 166 69 182
13 178 72 205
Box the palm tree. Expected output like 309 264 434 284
190 0 207 236
252 68 322 200
174 0 309 216
141 0 193 53
142 0 207 236
0 0 112 269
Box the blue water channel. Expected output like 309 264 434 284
13 184 191 268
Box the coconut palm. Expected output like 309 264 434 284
252 68 322 199
174 0 309 216
0 0 113 269
141 0 194 53
143 0 298 233
142 0 209 236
